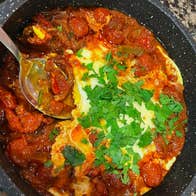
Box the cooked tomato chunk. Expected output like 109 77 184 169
104 28 125 44
49 100 64 115
93 8 110 24
50 69 70 96
134 53 157 77
69 17 89 38
140 161 163 187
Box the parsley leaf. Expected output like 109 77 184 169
76 49 83 57
116 63 127 70
81 138 89 144
49 128 59 141
160 94 183 113
84 62 94 70
176 130 183 137
138 131 153 147
105 52 112 62
38 90 43 106
82 72 89 81
94 131 105 147
121 166 130 184
56 25 63 32
44 160 53 168
62 145 86 167
131 164 140 175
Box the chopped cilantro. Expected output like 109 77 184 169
105 52 112 62
44 160 53 168
76 49 83 57
176 130 183 137
85 62 93 70
82 72 89 81
78 114 93 128
76 51 186 184
138 131 153 147
121 166 130 184
160 94 183 113
49 128 59 141
37 90 43 105
94 131 105 147
168 117 178 134
56 25 63 32
80 138 89 144
131 164 140 175
62 145 86 167
116 63 127 70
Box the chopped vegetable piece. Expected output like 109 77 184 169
37 90 43 105
56 25 63 32
44 160 53 167
80 138 89 144
76 49 83 57
138 131 153 147
32 25 46 39
49 128 59 141
176 130 183 137
105 52 112 62
62 145 86 166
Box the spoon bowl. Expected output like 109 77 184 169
0 27 72 119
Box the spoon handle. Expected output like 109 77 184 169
0 27 20 61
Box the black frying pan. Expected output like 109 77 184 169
0 0 195 195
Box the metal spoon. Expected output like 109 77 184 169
0 27 71 119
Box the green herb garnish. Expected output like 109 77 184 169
81 138 89 144
138 131 153 147
77 50 185 184
56 25 63 32
76 49 83 57
44 160 53 168
49 128 59 141
62 145 86 167
105 52 112 62
37 90 43 105
176 130 183 137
